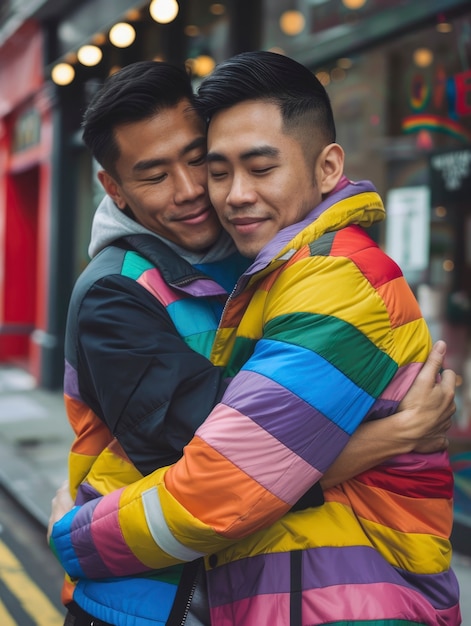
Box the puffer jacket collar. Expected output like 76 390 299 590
115 234 229 298
236 177 385 294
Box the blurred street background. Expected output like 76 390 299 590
1 0 471 623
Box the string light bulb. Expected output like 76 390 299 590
149 0 179 24
109 22 136 48
77 44 103 67
51 63 75 85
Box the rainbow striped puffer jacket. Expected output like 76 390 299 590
52 178 461 625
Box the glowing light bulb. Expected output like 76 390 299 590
77 45 102 67
149 0 179 24
51 63 75 85
109 22 136 48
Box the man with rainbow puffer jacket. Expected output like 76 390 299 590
52 54 460 626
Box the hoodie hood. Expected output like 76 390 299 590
88 194 236 265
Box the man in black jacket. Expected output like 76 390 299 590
51 61 455 626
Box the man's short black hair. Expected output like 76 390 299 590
196 50 336 144
82 61 195 177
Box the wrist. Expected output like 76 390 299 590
387 410 418 454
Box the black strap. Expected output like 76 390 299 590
66 602 113 625
290 550 303 625
166 558 205 626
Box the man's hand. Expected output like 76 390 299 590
47 480 74 543
397 340 456 453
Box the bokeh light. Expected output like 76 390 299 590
342 0 367 8
184 25 200 37
279 10 305 36
193 55 216 77
77 45 102 66
149 0 179 24
109 23 136 48
51 63 75 85
316 71 330 86
413 47 433 67
210 3 225 15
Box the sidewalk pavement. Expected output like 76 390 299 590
0 364 470 622
0 365 72 528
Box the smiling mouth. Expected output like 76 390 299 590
179 208 212 224
229 218 267 234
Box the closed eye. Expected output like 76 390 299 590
209 169 227 179
252 166 275 174
189 153 207 166
144 173 167 184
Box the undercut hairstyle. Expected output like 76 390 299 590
82 61 196 178
196 50 336 145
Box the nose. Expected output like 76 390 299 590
226 172 257 207
174 166 206 204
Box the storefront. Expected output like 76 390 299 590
261 0 471 443
2 0 470 408
0 20 54 383
329 10 471 444
429 147 471 441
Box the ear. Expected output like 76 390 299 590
97 170 127 210
317 143 344 195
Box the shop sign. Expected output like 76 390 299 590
430 148 471 202
11 107 41 154
385 186 430 273
402 68 471 143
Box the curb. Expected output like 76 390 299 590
0 437 52 529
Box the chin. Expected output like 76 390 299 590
235 244 260 259
194 231 222 251
231 236 262 259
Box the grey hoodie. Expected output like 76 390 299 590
88 194 236 265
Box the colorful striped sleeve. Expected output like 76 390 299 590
50 245 431 577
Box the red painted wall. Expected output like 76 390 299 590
0 20 51 379
0 169 39 361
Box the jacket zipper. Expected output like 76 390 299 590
179 570 199 626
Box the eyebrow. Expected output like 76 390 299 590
207 145 280 163
133 136 207 173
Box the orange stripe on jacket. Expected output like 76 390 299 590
339 479 453 536
377 276 423 328
165 435 291 539
65 395 113 455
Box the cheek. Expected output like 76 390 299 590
289 180 318 215
138 189 168 214
274 198 306 229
